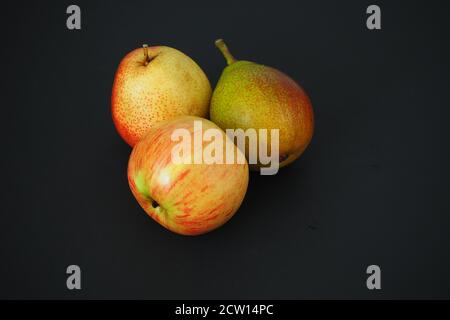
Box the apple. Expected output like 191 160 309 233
128 116 249 235
112 44 211 146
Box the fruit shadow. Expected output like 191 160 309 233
219 156 318 239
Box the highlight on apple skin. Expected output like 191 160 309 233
112 44 212 147
127 116 249 235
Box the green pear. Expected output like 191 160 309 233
210 39 314 170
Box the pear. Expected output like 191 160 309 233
112 44 211 147
210 39 314 170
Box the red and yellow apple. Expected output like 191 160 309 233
112 44 211 146
128 116 249 235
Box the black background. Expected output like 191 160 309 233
1 0 450 299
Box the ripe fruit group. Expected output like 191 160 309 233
210 39 314 169
112 45 211 146
128 116 249 235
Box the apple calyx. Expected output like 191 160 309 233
151 199 160 209
215 39 236 65
134 171 165 214
146 194 166 215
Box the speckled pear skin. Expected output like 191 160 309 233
210 40 314 169
112 45 211 147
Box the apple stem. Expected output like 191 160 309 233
215 39 236 65
143 44 151 66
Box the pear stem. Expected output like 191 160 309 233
143 44 151 66
215 39 236 65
